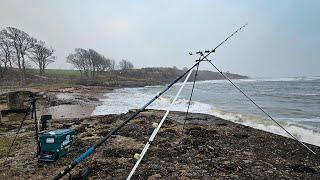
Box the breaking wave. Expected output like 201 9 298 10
238 76 320 82
92 87 320 146
209 108 320 146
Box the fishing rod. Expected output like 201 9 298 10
127 68 193 179
53 58 198 180
53 64 198 180
127 24 248 178
202 58 316 155
52 23 248 180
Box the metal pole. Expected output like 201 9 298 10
32 97 40 156
183 63 200 129
7 102 33 157
127 67 194 180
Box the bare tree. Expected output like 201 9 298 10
109 59 116 70
119 59 134 70
87 49 98 78
0 30 14 69
66 53 83 76
0 30 13 78
1 27 35 82
29 41 56 75
67 48 115 79
96 56 112 73
0 50 4 78
67 48 89 77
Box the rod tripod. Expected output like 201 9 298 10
52 23 248 180
183 56 212 129
7 93 41 157
185 50 316 155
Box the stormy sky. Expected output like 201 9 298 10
0 0 319 77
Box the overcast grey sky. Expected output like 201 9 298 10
0 0 319 77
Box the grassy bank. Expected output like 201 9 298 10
0 67 247 90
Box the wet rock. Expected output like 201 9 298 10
243 160 252 164
1 110 320 179
58 123 72 129
290 164 317 173
216 122 227 126
233 133 249 139
186 127 217 138
147 173 162 180
103 148 140 158
75 125 87 133
88 97 99 101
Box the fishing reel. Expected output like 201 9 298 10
188 49 215 56
189 50 214 63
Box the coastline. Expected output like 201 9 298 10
0 110 319 179
0 83 319 179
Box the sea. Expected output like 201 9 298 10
92 76 320 146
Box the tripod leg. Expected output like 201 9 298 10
7 103 32 157
183 63 200 129
32 100 40 156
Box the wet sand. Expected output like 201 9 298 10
44 104 96 119
37 86 110 119
0 85 110 120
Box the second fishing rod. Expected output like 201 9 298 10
53 55 200 180
52 23 248 179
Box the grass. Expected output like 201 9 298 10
20 68 82 88
0 137 11 158
0 95 6 101
0 126 6 133
29 68 81 78
44 69 81 77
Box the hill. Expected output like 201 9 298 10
0 67 247 88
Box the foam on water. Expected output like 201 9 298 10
238 76 320 82
92 87 212 115
210 108 320 146
92 85 320 146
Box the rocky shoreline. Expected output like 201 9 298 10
0 109 319 179
0 85 319 179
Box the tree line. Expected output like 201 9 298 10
66 49 134 79
0 26 135 83
0 27 56 82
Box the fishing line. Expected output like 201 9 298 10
127 68 193 179
206 59 316 155
183 63 200 129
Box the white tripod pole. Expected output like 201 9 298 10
127 68 194 180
